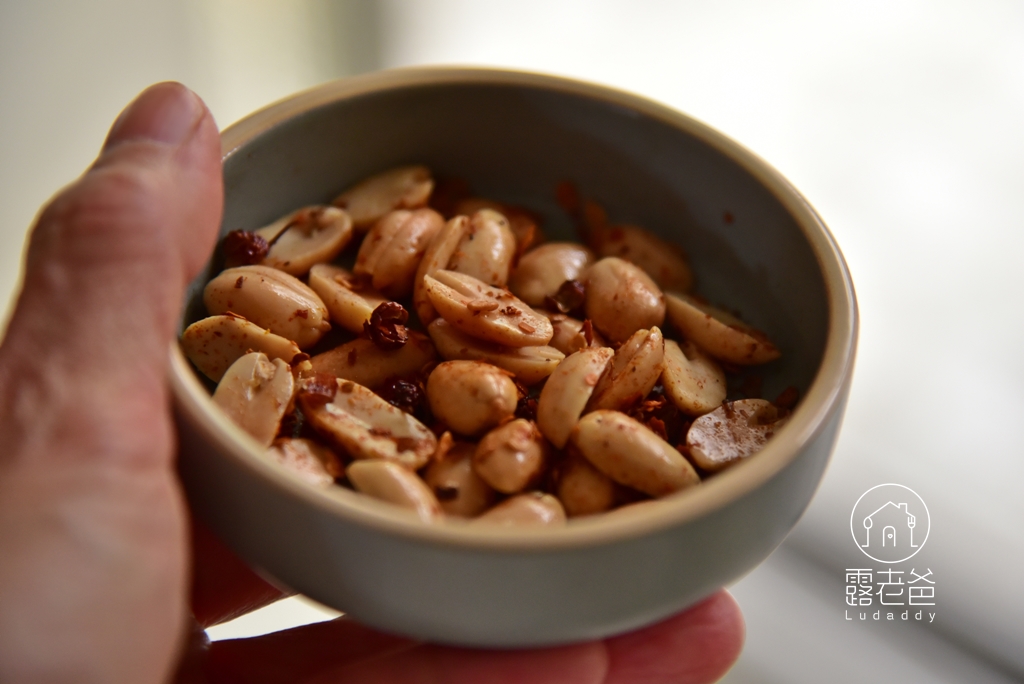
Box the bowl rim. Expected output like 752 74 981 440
171 65 858 551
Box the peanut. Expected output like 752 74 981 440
204 265 330 349
332 164 433 230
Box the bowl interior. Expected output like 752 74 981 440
184 77 827 407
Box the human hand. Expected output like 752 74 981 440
0 82 744 683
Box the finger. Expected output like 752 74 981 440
603 591 745 684
198 591 743 684
0 81 222 471
0 83 222 683
190 518 290 628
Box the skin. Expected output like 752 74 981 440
0 82 745 683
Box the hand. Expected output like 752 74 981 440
0 83 744 683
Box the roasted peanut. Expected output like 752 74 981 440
570 410 699 497
426 361 518 436
204 265 330 349
213 352 295 447
181 314 301 382
472 419 548 494
423 270 553 347
447 209 517 286
454 197 542 254
307 264 388 335
354 208 445 298
427 319 564 385
267 437 343 486
556 450 616 517
332 164 433 230
309 332 436 390
473 492 566 526
584 257 665 342
593 224 693 292
536 346 614 448
686 399 788 472
423 442 496 517
413 215 470 323
346 460 442 522
586 327 665 412
664 292 780 365
508 243 594 306
254 205 353 276
661 339 727 415
299 378 437 469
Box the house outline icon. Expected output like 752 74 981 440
861 501 917 550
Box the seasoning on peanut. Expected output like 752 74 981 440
346 460 442 522
332 164 434 230
556 449 616 517
536 346 614 449
586 326 665 412
472 419 548 494
446 208 517 287
427 319 564 386
570 410 699 497
213 352 295 448
660 339 727 416
423 442 496 517
254 205 353 276
299 377 437 470
182 314 301 382
426 360 518 436
591 224 693 292
423 270 553 347
309 332 436 390
686 399 788 471
583 257 665 343
307 264 388 335
204 264 331 349
508 242 594 307
354 208 445 298
664 292 780 365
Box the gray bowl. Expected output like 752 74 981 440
171 67 857 647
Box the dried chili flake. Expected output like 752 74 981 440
544 279 586 314
581 319 595 346
378 377 426 416
363 302 409 350
222 230 269 266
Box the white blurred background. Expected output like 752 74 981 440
2 2 1022 681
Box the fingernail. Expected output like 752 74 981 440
105 82 205 149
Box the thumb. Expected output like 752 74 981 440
0 82 222 463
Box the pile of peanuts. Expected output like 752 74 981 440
181 165 792 526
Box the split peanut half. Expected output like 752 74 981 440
664 292 780 365
332 164 434 230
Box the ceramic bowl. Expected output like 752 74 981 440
171 67 857 647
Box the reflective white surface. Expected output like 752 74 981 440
2 1 1021 679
